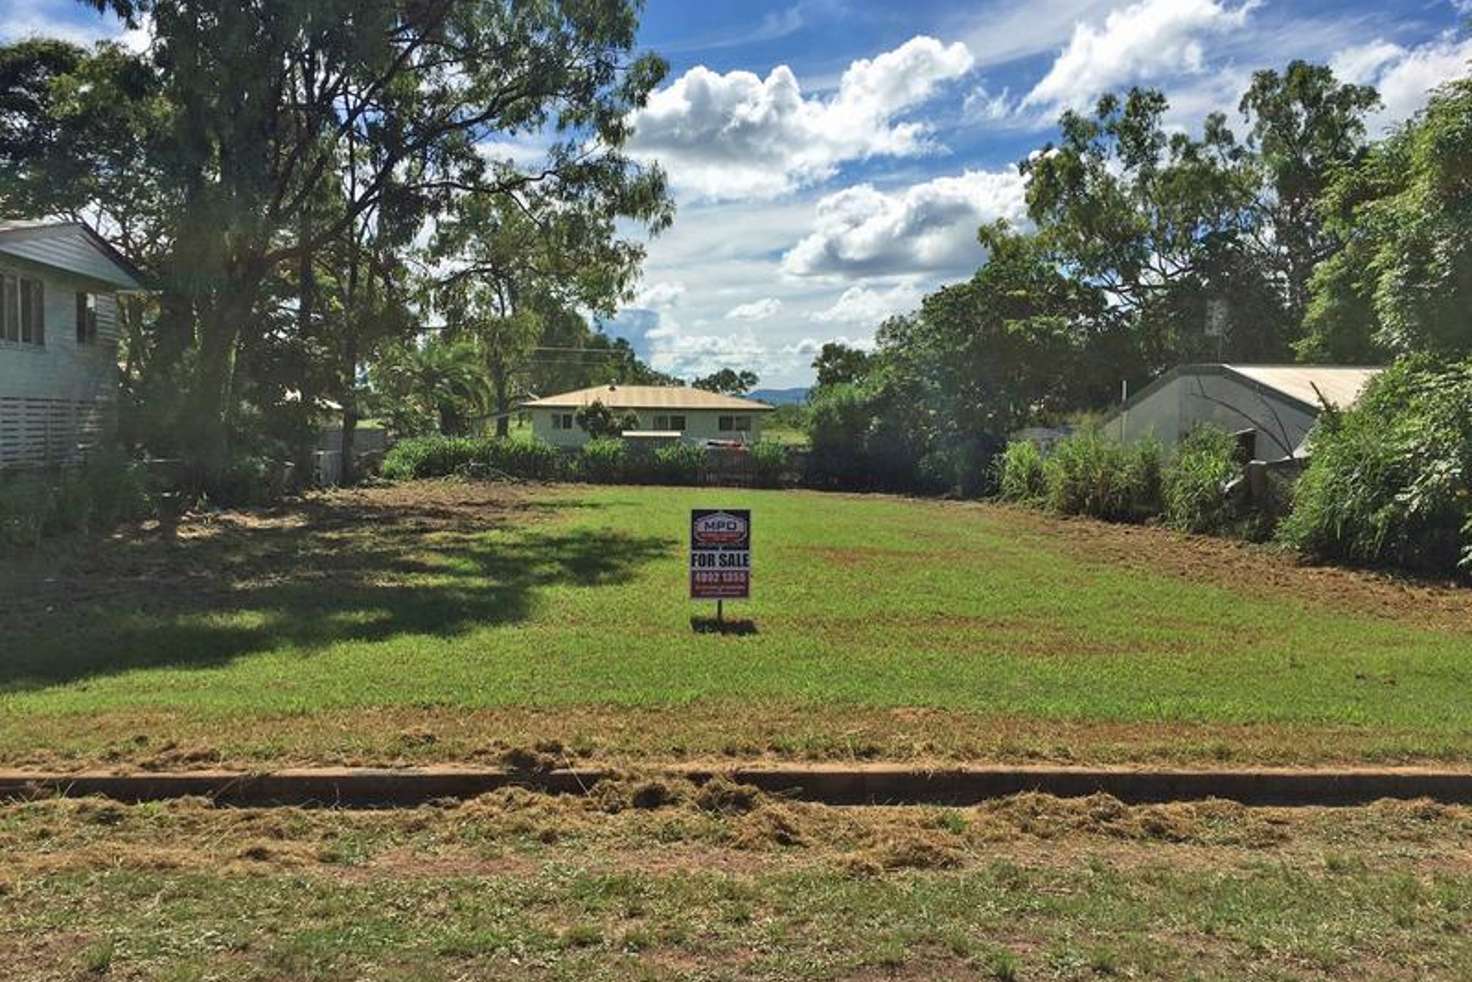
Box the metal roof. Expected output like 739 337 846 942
0 219 147 290
1224 365 1382 411
521 385 774 411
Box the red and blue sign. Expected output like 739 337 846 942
690 509 751 599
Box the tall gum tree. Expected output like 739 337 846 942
86 0 672 480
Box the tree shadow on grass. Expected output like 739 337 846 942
1 486 673 691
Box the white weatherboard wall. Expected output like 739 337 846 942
1115 372 1318 458
531 409 763 448
0 260 121 468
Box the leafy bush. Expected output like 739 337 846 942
1279 358 1472 577
383 435 565 481
381 436 484 480
750 440 788 488
0 473 53 549
1042 430 1163 522
0 451 156 551
84 450 154 527
996 441 1047 502
916 448 960 495
650 442 705 486
578 437 628 483
208 455 291 507
1163 426 1240 534
484 438 563 480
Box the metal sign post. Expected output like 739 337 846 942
690 509 751 621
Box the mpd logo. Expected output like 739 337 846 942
693 511 748 546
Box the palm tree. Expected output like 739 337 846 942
370 336 492 435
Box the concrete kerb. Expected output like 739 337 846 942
5 765 1472 808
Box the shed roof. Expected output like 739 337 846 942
0 219 146 290
1224 365 1382 411
1114 363 1385 419
522 385 774 411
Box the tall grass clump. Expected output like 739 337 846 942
578 437 627 484
1163 426 1240 534
1041 430 1163 522
995 440 1046 503
1278 358 1472 577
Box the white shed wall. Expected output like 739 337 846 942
1116 372 1318 457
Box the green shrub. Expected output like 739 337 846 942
1279 358 1472 577
651 442 705 486
0 473 54 549
484 437 563 480
996 441 1047 502
1163 426 1240 534
578 438 627 484
750 440 788 488
381 436 484 480
84 449 154 527
916 448 960 495
208 455 290 507
1042 431 1163 522
46 468 93 536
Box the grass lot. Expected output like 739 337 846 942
4 786 1472 979
4 480 1472 770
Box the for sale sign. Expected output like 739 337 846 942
690 509 751 599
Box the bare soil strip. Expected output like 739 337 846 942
8 763 1472 808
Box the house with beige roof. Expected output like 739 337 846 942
521 384 775 448
1104 364 1385 461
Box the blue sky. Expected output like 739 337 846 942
8 0 1471 385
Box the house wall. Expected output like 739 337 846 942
530 408 765 448
0 260 121 469
1114 372 1318 458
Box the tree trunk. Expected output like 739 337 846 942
494 363 510 438
340 330 359 485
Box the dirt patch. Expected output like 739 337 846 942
988 503 1472 631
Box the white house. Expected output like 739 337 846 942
521 384 775 448
0 220 146 469
1104 363 1384 460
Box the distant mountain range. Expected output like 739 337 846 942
749 387 809 406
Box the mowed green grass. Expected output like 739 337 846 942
3 481 1471 767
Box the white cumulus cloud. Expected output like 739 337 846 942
726 298 783 321
781 169 1028 279
626 35 975 200
811 283 924 325
1023 0 1259 112
1331 33 1472 133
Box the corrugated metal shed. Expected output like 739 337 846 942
522 385 775 412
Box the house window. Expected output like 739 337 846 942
3 275 44 346
76 293 98 345
718 415 751 432
15 278 43 347
551 412 574 430
0 275 14 342
652 414 687 431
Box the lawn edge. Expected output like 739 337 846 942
7 763 1472 807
